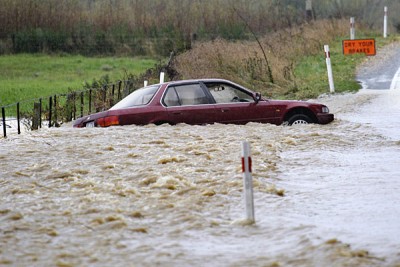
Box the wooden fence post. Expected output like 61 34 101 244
73 93 76 120
32 102 40 130
49 96 52 128
39 98 42 128
111 84 115 107
89 89 92 114
118 80 122 101
80 91 84 118
54 95 58 127
103 85 107 110
2 107 6 138
17 102 21 134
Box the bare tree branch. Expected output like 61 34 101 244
231 5 274 84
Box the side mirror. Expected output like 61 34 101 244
254 92 262 104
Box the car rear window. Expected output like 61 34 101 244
110 85 159 110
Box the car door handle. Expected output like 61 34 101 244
221 108 230 113
172 111 182 115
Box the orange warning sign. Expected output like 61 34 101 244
343 39 376 56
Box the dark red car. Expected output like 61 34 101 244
73 79 333 127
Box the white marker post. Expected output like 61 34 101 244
144 80 148 87
324 45 335 93
350 17 355 40
241 141 255 223
159 72 165 84
383 6 388 38
305 0 313 21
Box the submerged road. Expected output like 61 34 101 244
357 42 400 90
353 41 400 139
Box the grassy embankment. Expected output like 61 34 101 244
0 55 156 106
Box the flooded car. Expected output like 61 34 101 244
73 79 334 128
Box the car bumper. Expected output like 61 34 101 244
317 113 334 124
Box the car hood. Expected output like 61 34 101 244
265 99 321 107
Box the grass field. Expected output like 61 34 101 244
0 54 157 106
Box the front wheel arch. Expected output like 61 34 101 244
286 114 313 125
283 108 317 125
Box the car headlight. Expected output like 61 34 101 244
322 106 329 113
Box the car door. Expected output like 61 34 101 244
203 81 276 124
163 83 216 125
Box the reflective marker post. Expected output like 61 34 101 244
241 141 255 223
159 72 165 84
305 0 313 21
350 17 355 40
324 45 335 93
383 6 388 38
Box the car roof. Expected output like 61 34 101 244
160 78 234 86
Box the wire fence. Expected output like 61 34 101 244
1 51 177 138
1 74 154 138
1 51 177 139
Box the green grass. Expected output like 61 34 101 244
0 54 157 106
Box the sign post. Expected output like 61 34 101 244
241 141 255 223
350 17 355 40
324 45 335 93
383 6 388 38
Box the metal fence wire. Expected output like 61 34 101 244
1 78 140 138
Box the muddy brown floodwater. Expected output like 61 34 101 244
1 89 400 266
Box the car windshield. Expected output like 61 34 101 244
110 85 160 110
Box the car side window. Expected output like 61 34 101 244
205 83 254 103
164 84 210 106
